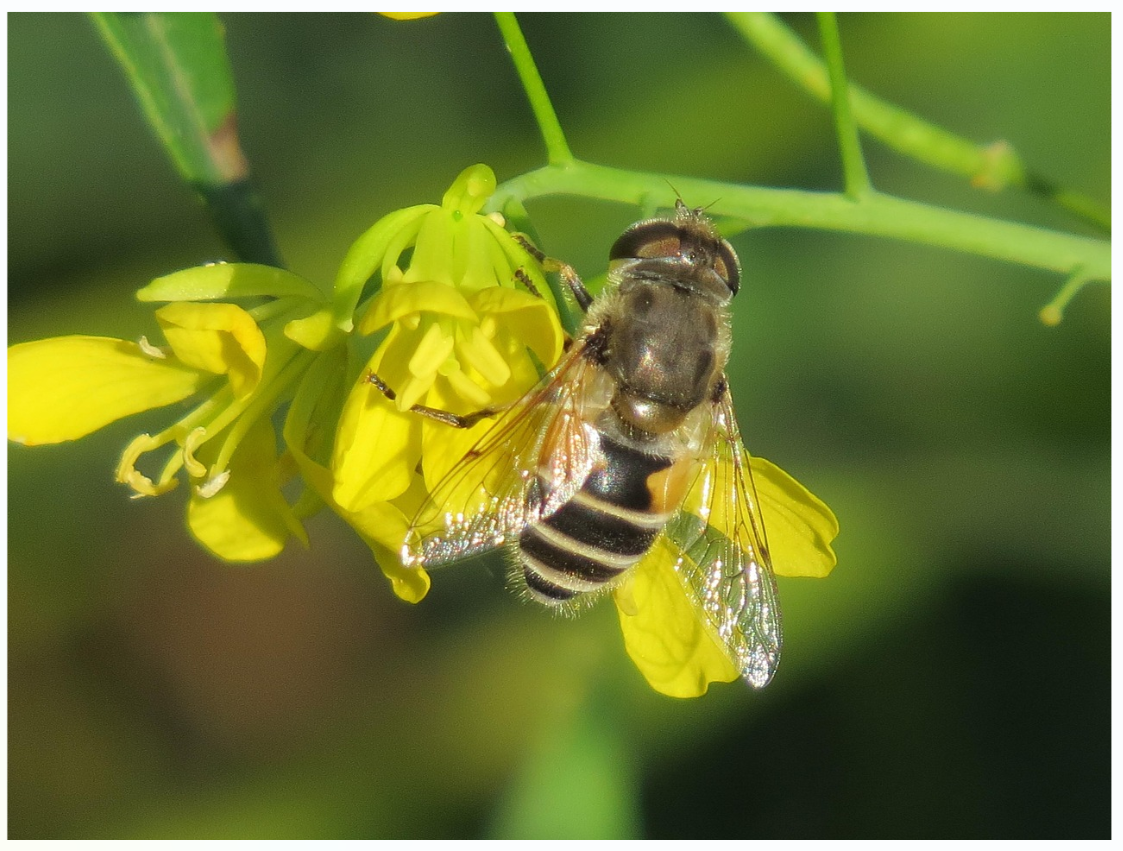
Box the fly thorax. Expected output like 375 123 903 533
606 283 724 436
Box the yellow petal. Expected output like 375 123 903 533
138 263 323 302
365 323 416 397
296 454 430 602
8 336 206 445
345 496 431 604
283 351 430 602
379 12 439 19
503 341 545 401
331 357 421 511
186 417 307 562
751 456 839 578
469 286 565 369
358 279 477 335
419 411 497 494
614 538 739 698
417 336 542 494
481 328 547 408
156 302 267 399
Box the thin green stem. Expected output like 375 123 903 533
817 13 870 199
726 12 1110 232
490 161 1110 284
1039 267 1092 326
212 345 315 475
493 12 574 165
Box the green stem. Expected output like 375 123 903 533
1039 266 1092 326
490 161 1110 283
493 12 574 165
212 345 316 475
817 13 870 199
726 12 1110 232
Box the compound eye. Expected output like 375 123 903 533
714 238 741 295
609 221 683 261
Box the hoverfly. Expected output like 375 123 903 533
376 201 781 689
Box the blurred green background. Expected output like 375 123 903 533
8 12 1109 839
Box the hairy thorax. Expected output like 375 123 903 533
600 281 729 437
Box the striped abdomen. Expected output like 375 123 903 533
517 431 693 604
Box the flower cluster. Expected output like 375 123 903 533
10 262 332 563
8 165 559 602
8 163 838 698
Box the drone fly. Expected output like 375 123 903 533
380 201 782 688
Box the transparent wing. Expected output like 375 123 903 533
404 340 607 569
665 383 782 689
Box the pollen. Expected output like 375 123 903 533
137 336 167 359
196 470 231 498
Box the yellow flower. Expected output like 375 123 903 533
326 164 565 582
283 343 433 603
379 12 439 20
9 262 331 562
614 457 839 698
5 164 565 606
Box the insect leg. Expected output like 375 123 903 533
514 234 593 313
710 373 728 404
513 268 543 300
366 371 502 429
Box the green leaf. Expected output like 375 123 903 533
90 13 240 183
89 13 282 266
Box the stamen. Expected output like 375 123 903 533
137 336 167 359
182 427 210 479
455 324 511 387
396 374 433 412
196 470 231 498
445 368 492 408
408 321 455 382
116 433 180 497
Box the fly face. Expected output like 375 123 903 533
608 200 741 302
